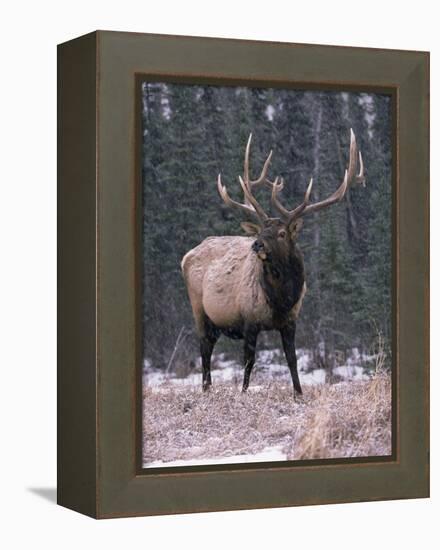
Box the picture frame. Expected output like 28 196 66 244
57 30 429 518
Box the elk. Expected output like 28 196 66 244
181 129 365 397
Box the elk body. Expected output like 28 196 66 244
181 130 365 397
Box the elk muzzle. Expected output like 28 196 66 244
252 239 268 260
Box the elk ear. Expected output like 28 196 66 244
288 218 304 238
240 222 261 236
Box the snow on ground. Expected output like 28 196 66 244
142 373 392 466
142 347 390 467
301 368 327 385
146 445 286 468
143 348 370 389
333 365 368 381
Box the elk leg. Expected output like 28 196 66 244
200 319 219 391
242 328 258 392
280 323 303 397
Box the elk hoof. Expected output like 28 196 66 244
293 392 304 403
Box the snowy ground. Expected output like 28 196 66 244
147 446 286 468
142 349 391 468
143 348 370 391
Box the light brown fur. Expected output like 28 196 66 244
181 236 306 336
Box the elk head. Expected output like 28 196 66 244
217 130 365 264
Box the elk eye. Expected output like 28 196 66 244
278 230 287 239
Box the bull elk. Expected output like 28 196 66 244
181 130 365 397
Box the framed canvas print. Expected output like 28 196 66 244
57 31 429 518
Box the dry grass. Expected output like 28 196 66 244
142 374 392 466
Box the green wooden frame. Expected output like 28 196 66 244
58 31 429 518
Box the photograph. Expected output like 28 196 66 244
1 0 432 536
140 81 393 468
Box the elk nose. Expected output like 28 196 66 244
252 240 264 253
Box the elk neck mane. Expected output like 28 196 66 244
258 244 305 325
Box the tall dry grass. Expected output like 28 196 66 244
142 373 392 466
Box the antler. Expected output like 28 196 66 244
243 134 273 194
269 128 365 223
217 175 262 223
217 133 272 223
218 129 365 225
